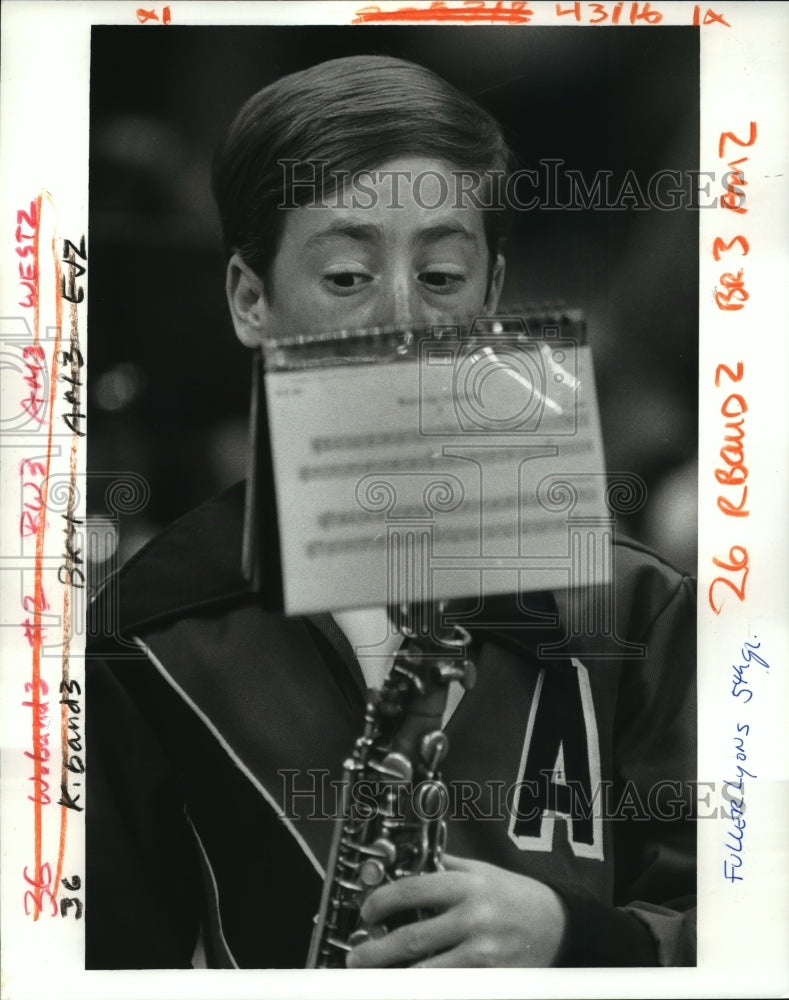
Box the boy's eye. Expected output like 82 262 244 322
419 270 464 292
323 271 373 295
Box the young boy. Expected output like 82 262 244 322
86 55 696 969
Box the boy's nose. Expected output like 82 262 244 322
371 271 423 329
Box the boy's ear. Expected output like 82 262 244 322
484 253 506 314
226 253 270 348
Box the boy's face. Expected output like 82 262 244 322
228 156 504 345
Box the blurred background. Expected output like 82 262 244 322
88 25 698 584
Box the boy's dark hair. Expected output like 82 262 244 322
212 55 514 289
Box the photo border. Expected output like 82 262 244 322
1 3 787 998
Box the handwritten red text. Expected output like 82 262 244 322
15 200 39 309
354 1 534 24
555 2 662 24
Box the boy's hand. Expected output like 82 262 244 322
345 854 566 968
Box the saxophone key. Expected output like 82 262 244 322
324 935 353 952
347 925 387 949
419 730 448 769
368 836 398 866
358 858 387 887
414 779 448 818
336 876 367 892
370 751 413 781
436 657 476 689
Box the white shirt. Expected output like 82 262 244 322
333 606 465 727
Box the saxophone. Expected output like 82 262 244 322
306 603 476 968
